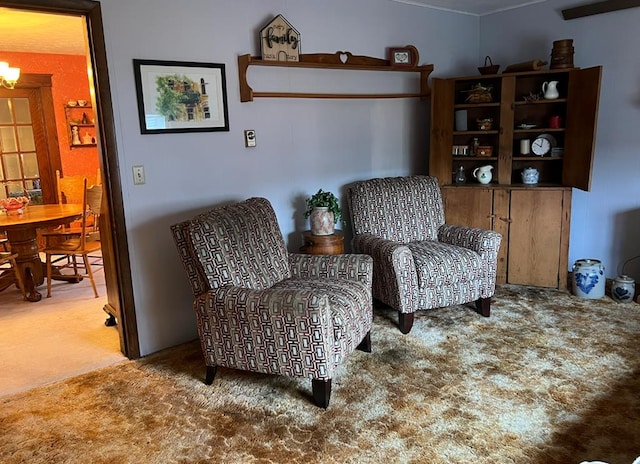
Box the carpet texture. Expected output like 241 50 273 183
1 285 639 463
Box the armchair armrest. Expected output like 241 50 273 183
288 253 372 287
194 286 336 378
352 233 419 314
437 224 502 257
438 224 502 296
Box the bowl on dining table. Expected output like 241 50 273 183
1 197 29 215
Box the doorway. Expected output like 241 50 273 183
0 0 139 360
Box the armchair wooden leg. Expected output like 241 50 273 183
398 312 414 334
356 331 372 353
312 378 332 409
475 297 491 317
205 365 217 385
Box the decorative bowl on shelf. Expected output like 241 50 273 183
464 83 493 103
1 196 29 215
476 145 493 156
477 118 494 130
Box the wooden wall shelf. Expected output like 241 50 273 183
64 104 97 148
238 52 434 102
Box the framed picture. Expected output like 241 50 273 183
133 59 229 134
389 46 419 67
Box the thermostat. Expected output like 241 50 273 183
244 130 256 147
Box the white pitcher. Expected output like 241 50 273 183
542 81 559 99
472 165 493 184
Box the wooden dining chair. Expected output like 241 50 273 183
40 170 86 245
0 232 9 251
42 170 103 267
83 183 103 270
45 169 100 234
0 252 27 300
44 178 101 298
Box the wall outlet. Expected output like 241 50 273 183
244 130 256 147
133 165 145 185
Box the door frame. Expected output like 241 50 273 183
1 0 140 358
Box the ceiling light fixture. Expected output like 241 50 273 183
0 61 21 89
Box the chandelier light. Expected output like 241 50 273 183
0 61 21 89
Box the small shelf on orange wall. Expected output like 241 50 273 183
64 103 97 148
70 143 97 148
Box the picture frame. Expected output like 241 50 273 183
133 59 229 134
389 46 419 67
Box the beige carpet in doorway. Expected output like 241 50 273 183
0 261 123 397
0 285 639 463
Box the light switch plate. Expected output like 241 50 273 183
133 165 145 185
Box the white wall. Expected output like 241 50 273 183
98 0 478 355
479 1 640 287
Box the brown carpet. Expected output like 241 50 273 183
1 285 639 463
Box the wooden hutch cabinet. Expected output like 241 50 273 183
430 66 602 289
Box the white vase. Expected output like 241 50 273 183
572 259 605 299
310 207 335 236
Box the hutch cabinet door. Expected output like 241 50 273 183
441 186 493 229
563 66 602 191
506 189 570 288
493 189 510 284
442 186 509 284
430 78 455 184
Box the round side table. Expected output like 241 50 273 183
300 230 344 255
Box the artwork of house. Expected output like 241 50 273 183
259 14 300 62
156 75 211 122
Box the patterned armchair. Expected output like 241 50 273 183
171 197 373 408
348 176 502 334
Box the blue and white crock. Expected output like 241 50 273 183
572 259 605 299
521 167 539 185
611 275 635 303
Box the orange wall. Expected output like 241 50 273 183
0 51 100 178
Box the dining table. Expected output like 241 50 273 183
0 204 84 302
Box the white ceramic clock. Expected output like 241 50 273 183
532 135 551 156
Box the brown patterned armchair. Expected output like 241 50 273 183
348 176 502 334
171 197 373 408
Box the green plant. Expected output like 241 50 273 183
304 189 343 225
